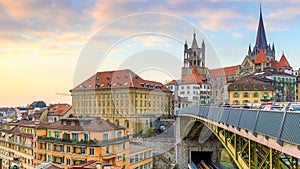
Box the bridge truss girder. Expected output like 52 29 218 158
202 121 299 169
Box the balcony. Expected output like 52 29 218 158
101 152 116 160
37 135 129 146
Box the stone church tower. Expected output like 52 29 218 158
181 32 207 79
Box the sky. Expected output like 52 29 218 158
1 0 300 107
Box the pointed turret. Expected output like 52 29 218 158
279 53 291 68
202 39 205 48
191 31 199 49
272 43 275 51
255 4 268 50
184 40 188 50
248 44 252 55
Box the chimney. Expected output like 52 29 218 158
96 162 102 169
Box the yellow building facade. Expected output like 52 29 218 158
71 69 172 136
228 77 274 107
1 118 153 169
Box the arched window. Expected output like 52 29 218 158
233 92 239 98
115 119 119 126
243 92 249 98
253 92 259 98
124 120 129 128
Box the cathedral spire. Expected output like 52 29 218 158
255 3 268 50
191 30 199 49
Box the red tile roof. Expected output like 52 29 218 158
228 77 274 91
209 65 238 77
255 48 269 64
48 104 71 116
72 69 171 92
279 53 291 68
270 60 281 69
47 117 124 131
166 79 177 85
181 66 205 84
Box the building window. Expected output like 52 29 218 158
233 92 239 98
106 146 110 154
72 133 78 141
48 144 51 151
80 147 85 154
54 131 60 138
263 85 268 90
73 147 76 153
117 156 122 161
66 146 70 153
66 158 70 165
48 131 51 137
243 92 249 98
71 121 75 126
48 155 51 162
253 85 258 90
253 92 259 98
234 84 238 90
103 134 108 141
89 148 94 155
243 85 248 90
62 121 67 125
117 132 122 138
84 133 88 141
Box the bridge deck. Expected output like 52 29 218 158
179 106 300 158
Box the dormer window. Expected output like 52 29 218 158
71 121 75 126
62 121 67 125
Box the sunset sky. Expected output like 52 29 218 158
1 0 300 107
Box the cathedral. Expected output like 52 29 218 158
239 5 292 76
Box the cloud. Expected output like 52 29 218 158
232 32 244 38
267 6 300 20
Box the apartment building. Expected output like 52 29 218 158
71 69 172 135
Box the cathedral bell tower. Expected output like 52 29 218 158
181 31 207 79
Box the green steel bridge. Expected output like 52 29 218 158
176 106 300 169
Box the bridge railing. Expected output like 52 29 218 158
178 106 300 148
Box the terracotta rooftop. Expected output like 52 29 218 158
1 125 33 138
255 48 269 64
209 65 238 77
166 79 177 85
18 120 50 129
48 103 72 116
72 69 171 92
181 66 206 84
270 60 282 69
47 117 124 132
228 77 274 91
279 53 291 68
